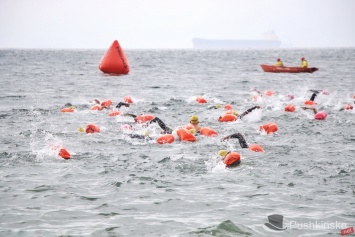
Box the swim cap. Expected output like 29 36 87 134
189 129 196 134
77 127 84 132
216 104 222 109
69 106 76 109
144 131 149 136
190 115 199 123
120 124 133 131
218 150 229 157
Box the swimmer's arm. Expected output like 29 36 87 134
116 102 130 108
123 113 137 118
301 107 318 114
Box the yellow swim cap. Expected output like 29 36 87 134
144 131 149 136
189 129 196 134
218 150 229 157
77 127 84 132
190 115 199 122
69 106 76 109
233 110 239 116
216 104 222 109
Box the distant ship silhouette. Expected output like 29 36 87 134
193 30 281 49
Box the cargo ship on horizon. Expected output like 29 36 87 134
192 38 281 49
192 30 281 49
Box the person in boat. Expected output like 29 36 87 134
301 57 308 68
217 150 241 167
275 58 284 67
124 114 173 134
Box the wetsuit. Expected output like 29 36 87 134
147 117 173 134
124 114 172 134
238 106 260 119
309 90 320 101
223 133 248 148
116 102 130 109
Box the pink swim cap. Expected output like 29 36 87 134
314 111 327 120
120 124 133 131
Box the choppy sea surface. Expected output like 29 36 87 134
0 48 354 237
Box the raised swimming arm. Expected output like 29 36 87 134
221 133 249 148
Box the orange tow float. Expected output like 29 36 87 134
284 104 295 112
177 128 196 142
200 127 218 137
196 97 207 104
224 152 241 167
260 122 278 134
218 114 237 122
156 134 175 144
86 124 100 133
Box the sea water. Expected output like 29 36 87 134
0 48 354 236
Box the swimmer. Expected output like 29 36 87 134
301 106 327 120
124 114 172 134
187 115 201 132
147 117 173 134
127 133 152 141
219 106 261 121
217 150 241 167
115 102 130 109
309 90 320 102
221 133 248 148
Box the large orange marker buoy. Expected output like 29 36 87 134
260 122 278 134
99 40 130 74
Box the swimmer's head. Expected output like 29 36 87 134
216 104 222 109
69 106 76 109
218 150 229 157
120 124 133 131
144 131 149 137
224 104 233 110
77 127 84 132
190 115 199 124
189 129 196 134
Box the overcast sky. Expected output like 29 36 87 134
1 0 355 49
